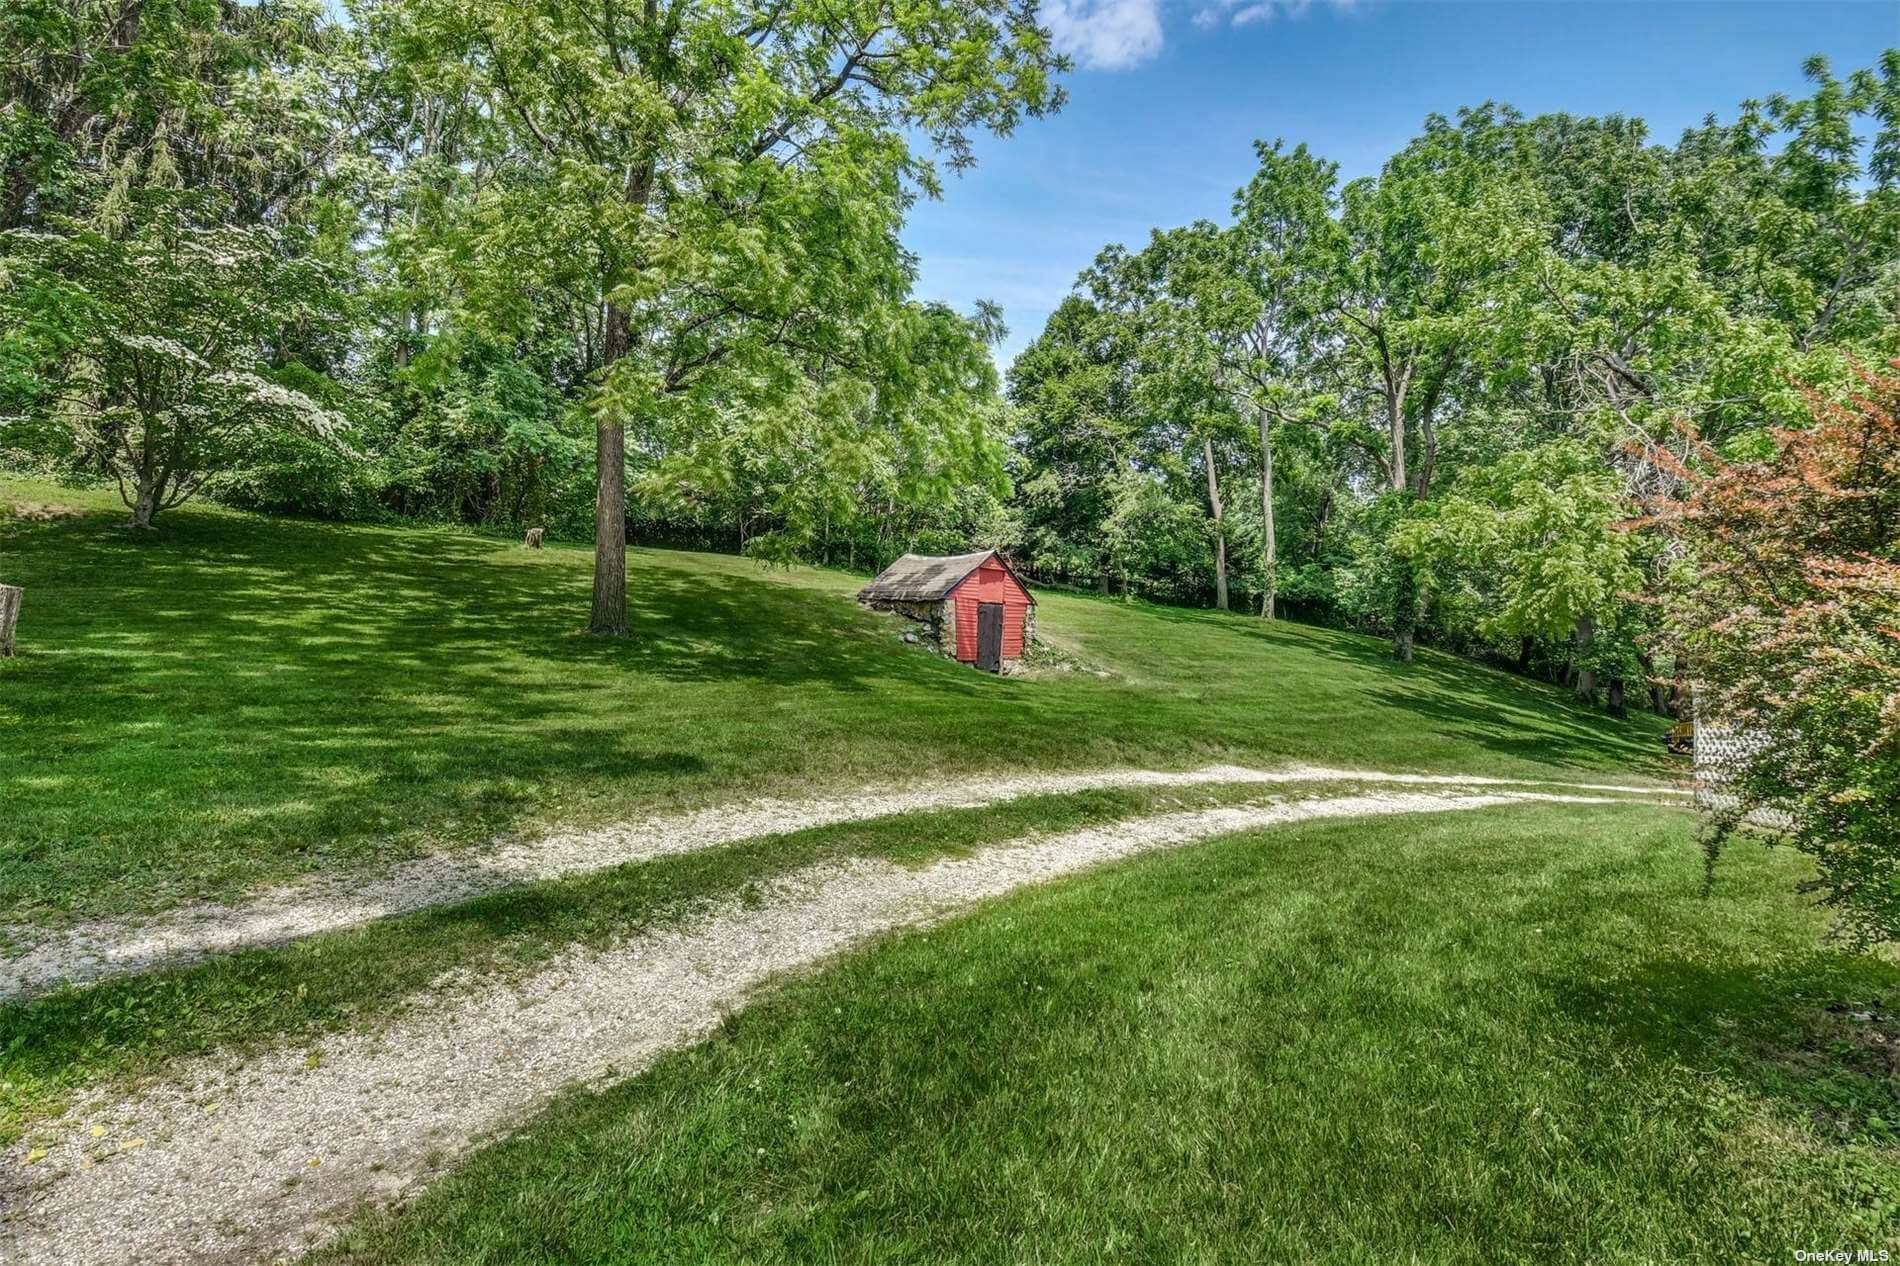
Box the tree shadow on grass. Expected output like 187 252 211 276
1112 600 1666 775
4 505 989 691
0 508 1070 912
1365 683 1665 773
1537 951 1900 1139
1 503 1675 915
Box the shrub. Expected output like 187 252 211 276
1645 363 1900 945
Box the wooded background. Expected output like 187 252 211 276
2 5 1895 709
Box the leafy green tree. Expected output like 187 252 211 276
1007 296 1143 586
367 332 591 533
2 0 227 231
6 219 349 527
1007 270 1241 609
1222 140 1340 618
1 0 353 528
1005 53 1897 679
1081 230 1249 609
1395 441 1648 706
371 0 1064 633
1514 58 1900 472
635 300 1011 563
1258 109 1543 654
1319 110 1542 502
1100 468 1220 604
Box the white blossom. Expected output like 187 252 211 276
207 370 349 438
115 333 209 368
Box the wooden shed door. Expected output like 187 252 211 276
976 602 1004 673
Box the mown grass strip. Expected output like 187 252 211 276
0 780 1333 1143
311 803 1900 1264
0 479 1670 924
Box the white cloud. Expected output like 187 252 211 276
1047 0 1359 72
1043 0 1165 70
1193 0 1357 33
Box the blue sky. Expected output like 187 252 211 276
904 0 1899 367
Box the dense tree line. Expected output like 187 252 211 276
1007 55 1900 711
1 14 1893 689
1 0 1061 632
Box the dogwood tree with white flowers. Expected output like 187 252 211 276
6 217 349 528
0 0 350 528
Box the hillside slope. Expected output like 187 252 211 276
0 478 1667 921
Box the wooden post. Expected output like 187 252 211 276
524 528 544 549
0 585 20 657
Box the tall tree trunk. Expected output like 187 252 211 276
1573 613 1597 703
589 303 632 636
1385 389 1407 493
1258 407 1276 620
1203 434 1228 611
1380 378 1413 651
128 483 157 530
1384 369 1417 660
1637 649 1667 715
1390 557 1417 663
589 151 654 635
1410 414 1437 499
127 421 159 529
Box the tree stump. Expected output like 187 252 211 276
524 528 544 549
0 585 20 658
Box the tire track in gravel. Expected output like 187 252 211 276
0 788 1643 1266
0 764 1682 1001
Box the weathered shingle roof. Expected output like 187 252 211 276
858 551 1002 602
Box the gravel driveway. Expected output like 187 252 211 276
1 787 1635 1266
0 763 1679 1001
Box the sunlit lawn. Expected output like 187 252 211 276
5 479 1884 1261
0 476 1665 921
316 803 1900 1263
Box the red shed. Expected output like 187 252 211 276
857 550 1037 673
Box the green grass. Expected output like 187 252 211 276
3 479 1881 1258
0 780 1331 1142
0 477 1667 923
314 803 1900 1264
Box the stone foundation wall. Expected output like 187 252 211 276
863 597 955 657
993 606 1035 674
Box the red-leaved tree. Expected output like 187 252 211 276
1644 363 1900 946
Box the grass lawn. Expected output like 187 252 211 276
316 803 1900 1264
0 780 1337 1141
0 478 1667 923
5 479 1888 1260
